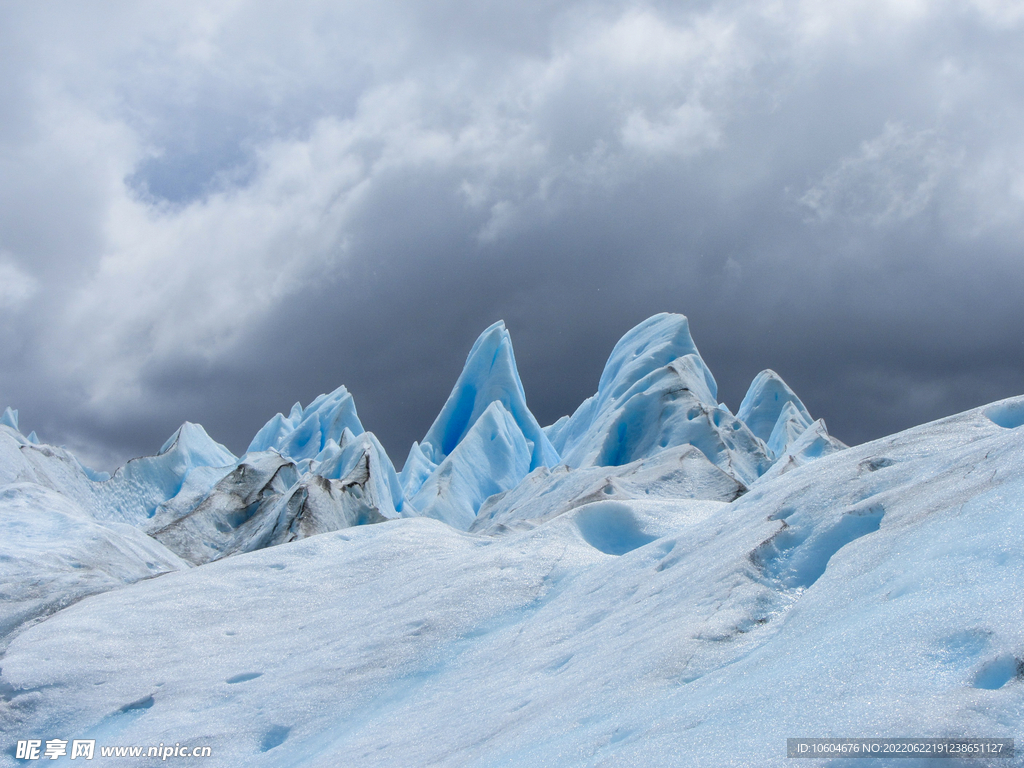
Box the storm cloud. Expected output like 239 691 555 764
2 0 1024 469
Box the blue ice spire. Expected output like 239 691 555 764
419 320 559 471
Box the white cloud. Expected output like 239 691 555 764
0 255 38 311
4 0 1024 458
968 0 1024 27
799 123 959 226
621 102 721 157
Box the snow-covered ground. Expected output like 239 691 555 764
1 317 1021 766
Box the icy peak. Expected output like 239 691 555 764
159 422 236 466
550 313 761 475
736 370 812 444
247 385 364 460
1 407 18 432
419 320 558 470
314 429 406 514
413 400 536 530
596 313 717 407
766 400 814 458
91 422 237 525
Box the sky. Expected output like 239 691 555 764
2 0 1024 471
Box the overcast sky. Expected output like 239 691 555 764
2 0 1024 470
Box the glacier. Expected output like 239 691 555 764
1 313 1021 767
549 314 775 485
246 386 364 461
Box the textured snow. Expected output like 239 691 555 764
0 483 187 646
471 443 744 534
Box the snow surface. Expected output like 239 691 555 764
2 316 1021 767
0 483 187 648
3 398 1023 766
471 443 744 534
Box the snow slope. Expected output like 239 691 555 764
2 396 1022 767
471 443 744 534
0 483 187 649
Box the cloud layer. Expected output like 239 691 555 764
3 0 1024 468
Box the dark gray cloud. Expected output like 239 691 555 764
2 0 1024 470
